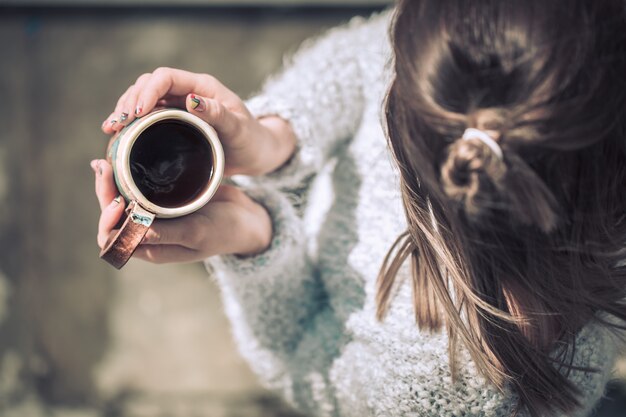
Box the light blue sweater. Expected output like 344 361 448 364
205 8 620 417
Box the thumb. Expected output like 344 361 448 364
187 94 241 138
98 196 126 249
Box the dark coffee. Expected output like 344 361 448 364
130 120 214 208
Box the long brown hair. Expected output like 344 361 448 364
377 1 626 416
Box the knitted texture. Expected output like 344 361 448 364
205 8 620 417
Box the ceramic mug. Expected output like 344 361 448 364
100 108 224 269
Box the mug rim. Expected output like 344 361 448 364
115 109 224 218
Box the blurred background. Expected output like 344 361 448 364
0 1 625 417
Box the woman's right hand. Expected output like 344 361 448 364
101 67 296 177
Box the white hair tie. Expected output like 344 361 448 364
462 128 503 160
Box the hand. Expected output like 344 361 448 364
91 160 272 264
101 67 296 176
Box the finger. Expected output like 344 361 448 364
110 85 135 132
141 217 199 248
156 94 187 109
137 68 237 116
101 111 119 134
210 184 245 203
94 160 119 211
115 92 135 129
187 94 242 139
97 196 126 249
134 244 199 264
140 184 246 247
119 73 152 126
137 68 196 116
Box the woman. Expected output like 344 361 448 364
93 1 626 415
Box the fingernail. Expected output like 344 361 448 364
113 196 122 205
135 106 142 116
110 119 118 126
97 160 103 176
120 112 129 123
190 94 204 112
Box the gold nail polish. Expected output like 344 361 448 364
190 94 203 111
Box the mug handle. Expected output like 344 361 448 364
100 201 155 269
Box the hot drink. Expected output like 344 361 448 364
102 108 224 269
129 120 214 208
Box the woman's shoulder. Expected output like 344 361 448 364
568 318 622 384
325 7 393 38
347 6 395 36
287 7 394 64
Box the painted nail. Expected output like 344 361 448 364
120 112 129 123
135 106 142 116
110 119 118 126
190 94 204 112
113 196 122 205
97 160 103 176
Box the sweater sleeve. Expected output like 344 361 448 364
555 321 622 417
204 184 335 395
244 9 392 189
509 321 620 417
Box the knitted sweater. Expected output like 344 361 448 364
205 8 619 417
